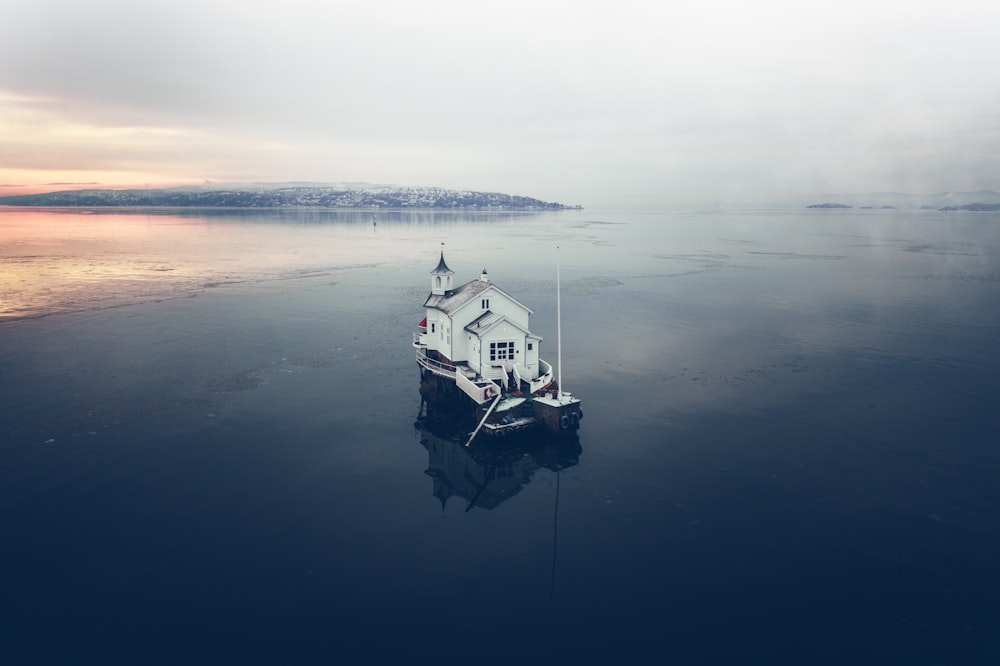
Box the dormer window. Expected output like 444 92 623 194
481 298 490 310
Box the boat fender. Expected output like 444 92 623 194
577 408 583 420
570 412 580 428
560 414 570 430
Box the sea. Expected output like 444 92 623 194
2 206 998 664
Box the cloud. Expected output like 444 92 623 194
2 0 999 204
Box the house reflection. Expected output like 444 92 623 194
416 413 581 512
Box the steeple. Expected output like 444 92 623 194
430 243 454 295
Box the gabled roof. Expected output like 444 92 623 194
464 310 531 338
465 310 507 332
424 279 490 313
423 279 533 316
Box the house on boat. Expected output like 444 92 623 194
414 249 555 401
414 248 582 438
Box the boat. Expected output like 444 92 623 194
413 246 583 444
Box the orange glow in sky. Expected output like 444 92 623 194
0 91 293 197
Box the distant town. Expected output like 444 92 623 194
0 184 582 210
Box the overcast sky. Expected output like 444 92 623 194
1 0 998 206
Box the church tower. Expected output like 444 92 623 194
430 244 454 296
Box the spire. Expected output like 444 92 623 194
429 243 454 295
431 242 454 276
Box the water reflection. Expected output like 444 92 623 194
2 206 546 226
0 207 558 320
416 411 581 512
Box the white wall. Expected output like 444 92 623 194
426 284 534 369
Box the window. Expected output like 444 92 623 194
490 341 513 361
431 323 435 333
481 298 490 310
527 342 533 351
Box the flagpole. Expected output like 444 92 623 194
557 246 562 401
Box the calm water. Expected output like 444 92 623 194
2 206 999 663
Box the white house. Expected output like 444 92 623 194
418 249 543 384
413 248 581 437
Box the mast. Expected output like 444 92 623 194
557 246 562 401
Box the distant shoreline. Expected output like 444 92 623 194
806 201 1000 212
0 185 582 210
0 205 579 213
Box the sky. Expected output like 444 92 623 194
1 0 998 207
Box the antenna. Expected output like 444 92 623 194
557 246 563 401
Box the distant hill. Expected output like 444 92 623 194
0 184 581 210
938 202 1000 212
800 190 1000 210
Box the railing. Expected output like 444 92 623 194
529 358 555 394
415 347 458 378
412 331 427 348
481 364 507 388
457 371 500 405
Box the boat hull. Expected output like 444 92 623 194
418 366 581 439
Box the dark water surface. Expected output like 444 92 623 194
2 207 999 663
